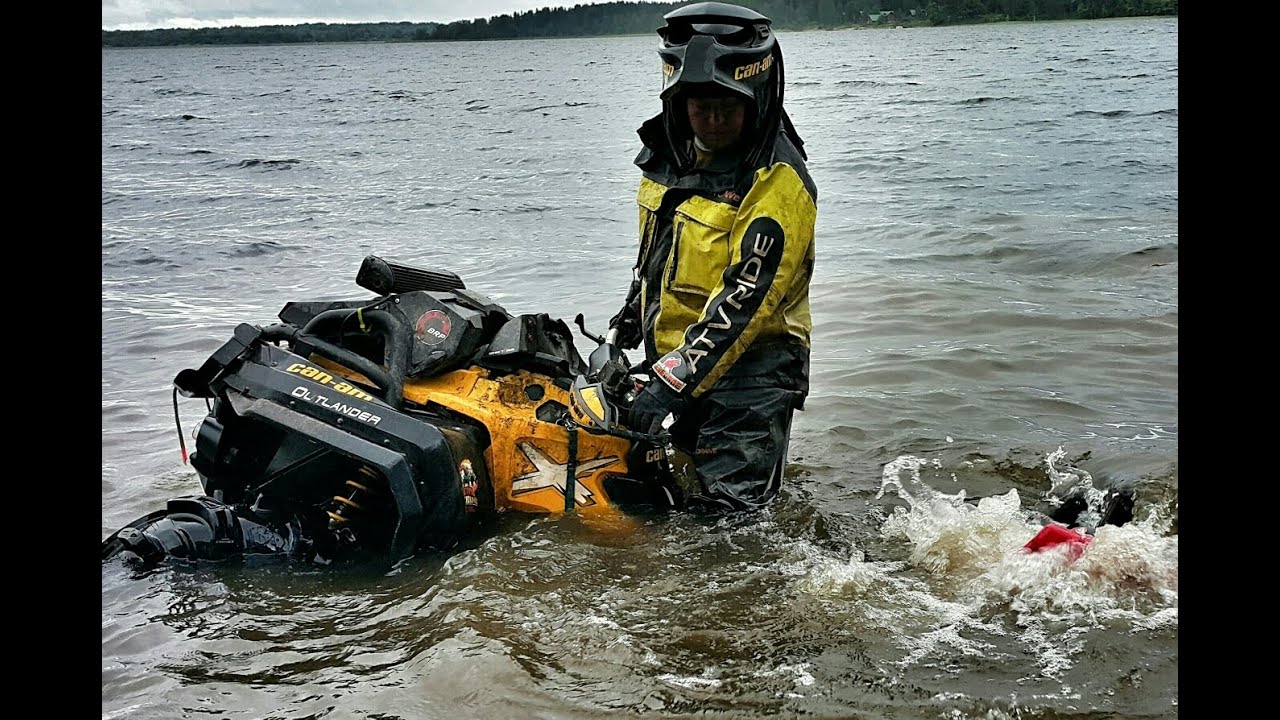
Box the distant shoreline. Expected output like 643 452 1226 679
102 15 1176 49
102 3 1177 49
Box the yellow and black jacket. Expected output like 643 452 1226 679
620 114 818 401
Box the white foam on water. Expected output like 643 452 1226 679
754 662 817 687
939 710 1019 720
877 452 1177 611
789 544 897 597
656 672 723 689
792 450 1177 684
1043 445 1107 528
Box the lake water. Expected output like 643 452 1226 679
102 17 1178 720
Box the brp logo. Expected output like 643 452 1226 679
415 310 451 346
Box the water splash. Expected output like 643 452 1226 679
856 449 1177 682
1043 445 1106 529
877 456 1033 583
876 450 1176 607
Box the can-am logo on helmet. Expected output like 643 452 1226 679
415 310 451 345
733 54 773 81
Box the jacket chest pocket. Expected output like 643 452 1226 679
666 196 738 297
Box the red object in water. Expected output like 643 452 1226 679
1024 523 1092 561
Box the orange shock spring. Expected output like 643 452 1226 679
327 466 378 529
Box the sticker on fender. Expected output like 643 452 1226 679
291 386 383 425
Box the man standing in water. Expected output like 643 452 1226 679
610 2 818 512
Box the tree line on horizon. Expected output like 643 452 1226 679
101 0 1178 48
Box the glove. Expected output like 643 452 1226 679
628 350 693 435
628 378 685 436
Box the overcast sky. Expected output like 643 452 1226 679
103 1 669 31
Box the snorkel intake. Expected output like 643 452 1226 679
655 2 804 173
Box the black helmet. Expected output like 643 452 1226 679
657 2 775 104
654 3 801 170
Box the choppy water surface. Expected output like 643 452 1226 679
102 17 1177 720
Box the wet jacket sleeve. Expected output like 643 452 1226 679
666 162 816 396
608 278 643 350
